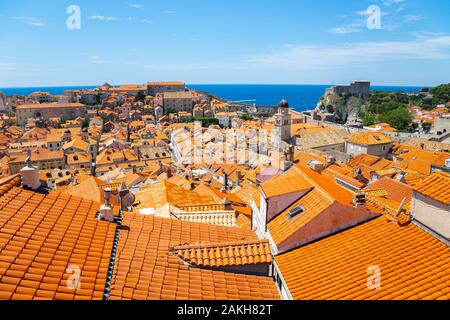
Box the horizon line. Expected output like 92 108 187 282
0 83 433 90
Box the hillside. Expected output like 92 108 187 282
315 83 450 131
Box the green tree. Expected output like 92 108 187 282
362 113 377 126
135 91 146 103
193 117 219 127
379 108 413 131
81 119 90 129
422 122 433 132
164 107 178 115
95 93 102 105
430 83 450 105
239 113 254 121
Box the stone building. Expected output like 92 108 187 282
16 102 87 126
326 80 371 100
147 81 186 96
345 131 393 158
163 91 194 113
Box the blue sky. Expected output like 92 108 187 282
0 0 449 87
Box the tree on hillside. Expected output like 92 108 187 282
379 108 413 131
362 113 377 127
430 83 450 105
368 101 407 114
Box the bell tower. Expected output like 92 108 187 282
274 98 292 143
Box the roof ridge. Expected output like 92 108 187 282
172 239 270 250
0 175 21 197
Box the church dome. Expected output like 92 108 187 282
278 99 289 108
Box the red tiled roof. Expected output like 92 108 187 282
414 171 450 205
171 239 272 268
108 213 279 300
276 216 450 300
0 187 116 300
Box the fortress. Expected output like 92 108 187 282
326 80 371 100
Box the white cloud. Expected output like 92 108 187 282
245 36 450 70
402 14 423 23
28 21 45 27
88 16 120 21
383 0 405 7
329 27 362 34
126 2 142 9
142 20 154 24
89 56 108 64
12 16 46 27
163 10 175 14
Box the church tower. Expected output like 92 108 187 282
274 98 292 143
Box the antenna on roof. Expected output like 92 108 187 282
26 149 32 167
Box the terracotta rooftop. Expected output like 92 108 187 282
276 215 450 300
9 150 64 164
348 132 393 146
365 177 413 206
62 139 89 152
267 188 333 246
0 186 116 300
171 239 272 268
136 180 218 213
414 171 450 205
347 154 382 168
16 103 85 110
260 173 312 198
108 213 279 300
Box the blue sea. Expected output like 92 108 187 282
0 84 425 112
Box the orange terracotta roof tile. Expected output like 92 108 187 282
136 180 219 212
0 187 116 300
261 173 312 198
365 177 413 205
414 171 450 205
348 132 393 146
276 216 450 300
347 154 381 168
268 188 333 246
108 213 279 300
171 239 272 268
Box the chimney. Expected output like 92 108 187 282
327 155 336 166
236 170 242 187
353 168 362 180
222 197 232 210
20 150 41 191
396 171 407 183
117 182 135 212
353 192 366 206
308 160 325 173
91 161 96 176
99 188 114 222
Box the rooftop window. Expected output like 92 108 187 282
288 206 306 220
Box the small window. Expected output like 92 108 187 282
288 206 306 219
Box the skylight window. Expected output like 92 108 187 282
288 206 306 219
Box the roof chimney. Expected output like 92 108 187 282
308 160 325 173
236 170 242 187
99 187 114 222
327 155 336 166
20 150 41 191
353 192 366 206
117 182 135 212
